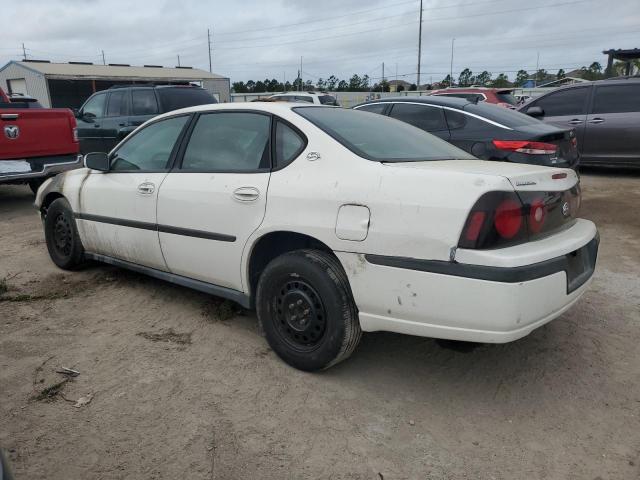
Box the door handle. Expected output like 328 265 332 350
233 186 259 202
137 182 155 195
93 124 101 128
588 118 605 124
567 119 584 125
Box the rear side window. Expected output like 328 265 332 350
295 96 314 103
466 103 542 127
388 103 447 132
592 84 640 114
496 92 517 106
82 93 106 118
181 112 270 171
157 88 216 112
295 106 474 162
436 93 483 102
319 95 339 106
275 121 306 168
106 90 129 117
111 115 189 171
355 103 387 115
132 90 159 115
444 109 467 129
532 87 589 117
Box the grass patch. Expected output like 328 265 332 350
137 328 192 345
0 292 68 303
31 378 70 402
201 298 239 322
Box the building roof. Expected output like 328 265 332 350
2 60 226 80
602 48 640 61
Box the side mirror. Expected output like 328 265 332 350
526 106 544 117
84 152 110 171
72 108 80 118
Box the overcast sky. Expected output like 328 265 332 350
2 0 639 84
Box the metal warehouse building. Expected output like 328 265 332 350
0 60 230 108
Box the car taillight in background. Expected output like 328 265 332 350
459 186 581 249
72 127 79 142
492 140 558 155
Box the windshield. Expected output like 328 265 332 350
465 102 542 127
496 91 517 106
157 87 216 111
295 107 474 162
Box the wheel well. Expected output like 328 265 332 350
248 231 334 302
41 192 65 217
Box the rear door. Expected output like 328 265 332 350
130 88 160 129
522 86 591 152
100 89 131 153
76 91 108 153
582 82 640 166
157 110 272 291
387 103 450 140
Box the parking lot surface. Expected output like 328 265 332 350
1 171 639 479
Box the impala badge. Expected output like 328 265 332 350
4 125 19 139
562 201 570 217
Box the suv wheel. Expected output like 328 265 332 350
256 249 362 371
44 198 85 270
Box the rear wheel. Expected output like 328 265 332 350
44 198 85 270
256 249 361 371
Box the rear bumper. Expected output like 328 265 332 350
0 154 82 183
336 221 598 343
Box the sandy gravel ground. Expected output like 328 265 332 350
0 171 639 480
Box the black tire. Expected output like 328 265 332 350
256 249 362 371
28 179 45 195
44 198 85 270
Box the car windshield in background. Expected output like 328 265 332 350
157 87 216 111
319 95 339 106
295 107 474 162
496 91 518 106
465 102 542 127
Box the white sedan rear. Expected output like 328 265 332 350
35 103 598 371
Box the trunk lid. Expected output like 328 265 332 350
515 124 579 167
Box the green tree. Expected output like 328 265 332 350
442 74 452 87
316 78 326 90
476 71 491 86
458 68 473 87
337 80 348 91
284 81 292 91
232 81 247 93
361 75 370 90
583 62 603 80
246 80 256 92
556 68 566 80
535 69 547 85
348 74 362 90
409 83 417 91
327 75 339 91
515 69 529 86
492 73 509 87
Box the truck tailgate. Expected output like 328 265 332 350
0 109 78 160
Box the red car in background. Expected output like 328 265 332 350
429 87 518 109
0 87 80 193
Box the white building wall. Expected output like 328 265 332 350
0 62 50 106
202 78 231 103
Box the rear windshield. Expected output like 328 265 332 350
319 95 340 106
496 91 517 106
157 87 216 112
465 103 542 127
294 107 474 162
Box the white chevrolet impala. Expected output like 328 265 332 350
35 102 599 371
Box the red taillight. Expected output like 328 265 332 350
493 140 557 155
528 198 546 233
494 199 523 238
464 211 486 242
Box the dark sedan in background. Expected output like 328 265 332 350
519 77 640 168
354 96 579 169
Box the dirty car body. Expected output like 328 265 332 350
36 103 599 370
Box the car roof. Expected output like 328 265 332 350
354 96 471 109
271 92 330 96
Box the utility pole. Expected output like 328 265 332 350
534 51 540 87
299 56 303 91
450 38 455 87
177 55 181 67
207 28 212 73
101 50 106 65
22 43 27 60
381 62 385 92
417 0 423 88
283 72 286 91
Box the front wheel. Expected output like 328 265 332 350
44 198 85 270
256 249 362 371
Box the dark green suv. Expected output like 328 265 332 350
76 85 217 153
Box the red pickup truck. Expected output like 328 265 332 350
0 87 81 193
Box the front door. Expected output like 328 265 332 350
582 82 640 166
100 89 131 153
76 91 108 154
77 114 191 270
157 111 272 291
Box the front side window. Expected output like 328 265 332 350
132 90 159 115
295 107 474 162
106 90 128 117
532 87 589 117
181 112 270 171
275 121 306 168
319 95 339 106
592 84 640 114
295 96 314 103
110 115 189 171
354 103 387 115
389 103 447 132
82 93 106 118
